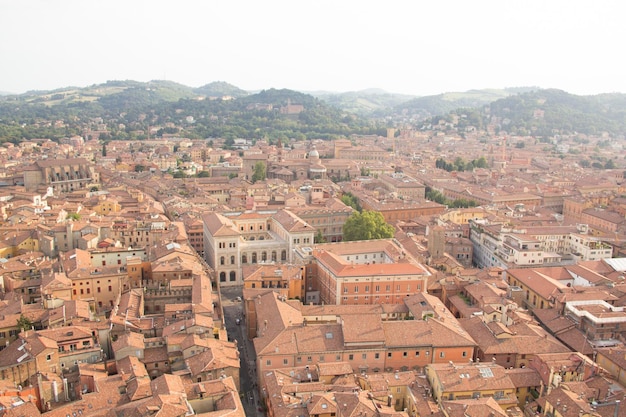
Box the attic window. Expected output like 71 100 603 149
321 404 327 409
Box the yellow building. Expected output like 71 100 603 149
426 362 518 410
595 347 626 388
242 263 305 300
91 196 122 215
440 207 489 225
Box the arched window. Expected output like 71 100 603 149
271 251 277 261
261 251 267 261
219 272 226 282
220 256 225 265
230 271 236 281
242 254 247 264
281 250 287 261
252 252 257 263
230 255 235 264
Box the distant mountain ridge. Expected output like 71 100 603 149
1 80 625 140
391 87 540 120
311 88 416 116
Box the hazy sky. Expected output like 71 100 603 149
1 0 624 96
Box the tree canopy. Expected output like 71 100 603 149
16 314 33 331
251 161 266 183
343 210 395 241
340 192 362 212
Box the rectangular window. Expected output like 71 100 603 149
439 351 445 358
362 353 367 360
387 352 392 358
375 353 380 359
283 359 288 365
415 351 420 356
348 354 354 360
266 360 271 366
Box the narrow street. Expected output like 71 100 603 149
221 286 264 417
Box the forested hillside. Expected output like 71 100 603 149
0 82 384 142
486 89 626 136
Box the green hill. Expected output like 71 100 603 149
0 83 384 142
314 89 416 116
486 89 626 136
394 88 536 120
194 81 248 98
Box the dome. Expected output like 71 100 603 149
308 149 320 159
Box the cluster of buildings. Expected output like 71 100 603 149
0 121 623 417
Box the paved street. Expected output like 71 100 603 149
220 285 264 417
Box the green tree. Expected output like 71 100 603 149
197 170 210 177
343 210 395 241
314 229 327 244
340 192 362 212
67 212 81 221
16 314 33 331
251 161 266 183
